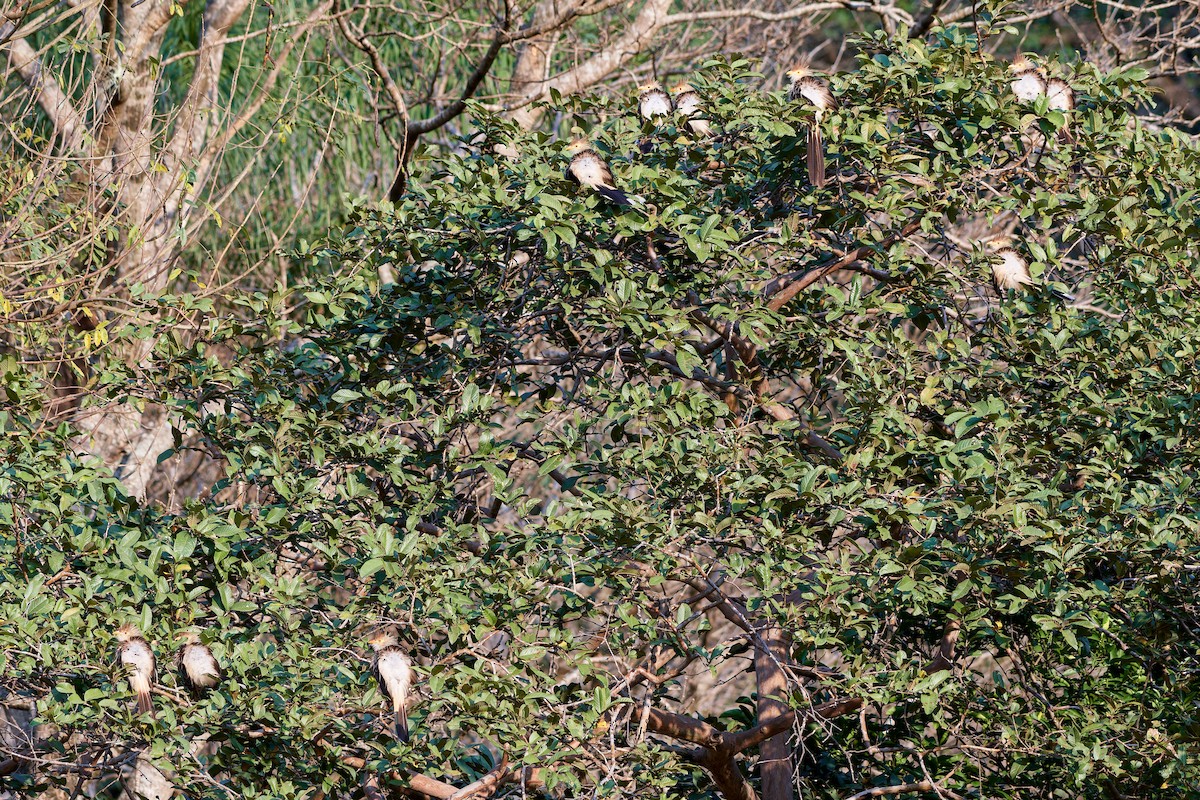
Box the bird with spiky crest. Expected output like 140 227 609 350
670 83 712 138
638 82 673 121
369 629 413 743
176 631 221 698
565 140 632 206
786 66 838 187
115 624 156 718
986 238 1075 301
1009 55 1048 103
987 238 1034 292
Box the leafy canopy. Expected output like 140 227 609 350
3 27 1198 799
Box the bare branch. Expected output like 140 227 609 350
447 752 510 800
199 1 336 179
511 0 673 127
4 37 85 150
167 0 255 167
912 0 947 36
764 216 926 311
845 780 934 800
408 8 510 137
663 2 910 27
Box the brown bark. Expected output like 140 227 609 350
754 624 794 800
925 619 961 674
632 697 862 800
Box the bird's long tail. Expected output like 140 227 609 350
132 677 155 718
597 185 632 207
394 705 410 743
807 125 826 188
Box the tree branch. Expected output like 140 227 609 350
510 0 673 127
845 780 934 800
407 5 511 138
725 696 864 752
637 706 724 748
199 1 336 177
167 0 254 169
447 752 509 800
335 3 410 200
379 1 512 200
632 694 865 800
663 1 910 26
763 217 925 312
753 623 794 800
5 37 85 150
911 0 947 37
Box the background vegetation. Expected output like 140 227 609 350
2 1 1198 798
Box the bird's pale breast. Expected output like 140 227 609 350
1011 73 1045 102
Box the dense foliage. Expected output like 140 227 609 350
3 27 1199 799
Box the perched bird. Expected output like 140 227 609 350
115 624 156 718
1045 77 1074 111
369 629 413 742
1045 76 1075 142
987 238 1034 292
638 82 673 121
1009 55 1047 103
986 238 1074 301
671 83 712 138
786 66 838 188
565 140 632 206
175 631 221 698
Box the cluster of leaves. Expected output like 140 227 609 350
3 26 1199 799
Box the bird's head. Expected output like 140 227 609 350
670 82 694 97
114 624 142 642
368 628 399 651
1010 55 1037 73
785 66 812 83
564 138 592 156
985 237 1018 255
638 81 663 94
174 630 203 644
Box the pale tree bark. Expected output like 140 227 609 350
4 37 86 150
123 753 173 800
507 0 564 128
501 0 878 129
73 0 252 499
4 0 280 500
510 0 672 129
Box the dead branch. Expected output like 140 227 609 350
845 780 934 799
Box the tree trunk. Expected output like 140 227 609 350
754 624 795 800
53 0 251 499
